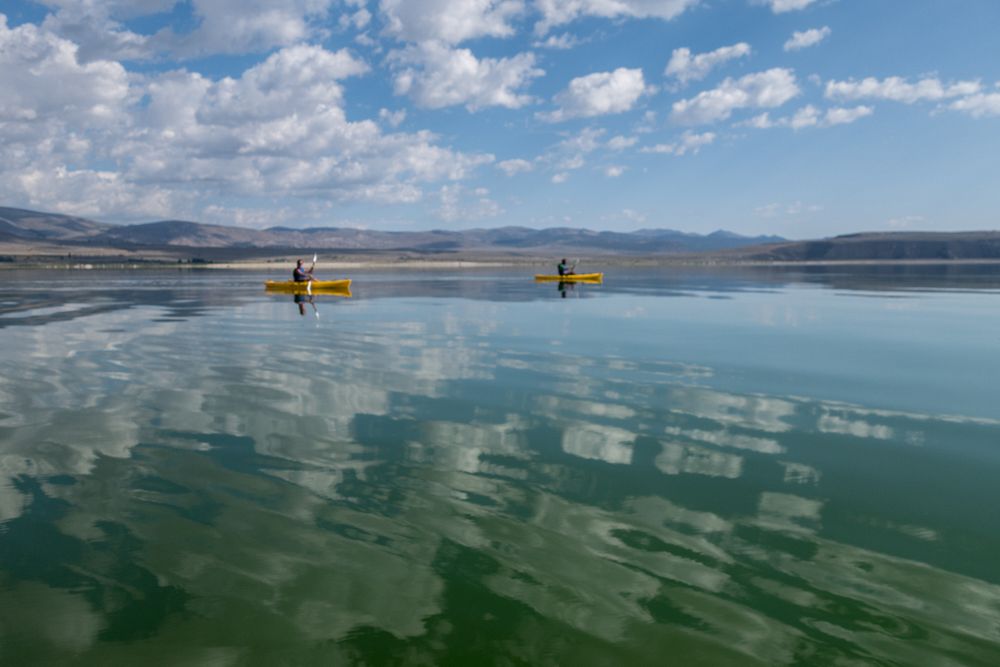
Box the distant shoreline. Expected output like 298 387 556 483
6 255 1000 271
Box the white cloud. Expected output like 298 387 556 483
0 28 495 218
640 130 715 156
747 104 871 129
665 43 751 85
542 67 648 122
604 165 625 177
949 92 1000 118
152 0 339 58
755 201 821 217
535 0 701 34
551 172 569 183
391 42 543 110
783 26 830 51
533 32 580 49
379 0 524 44
765 0 820 13
379 108 407 127
823 105 873 125
825 76 981 104
497 158 534 175
671 68 799 125
0 16 130 126
39 3 151 62
436 183 502 222
607 135 638 150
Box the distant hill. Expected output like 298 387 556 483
0 207 112 241
733 232 1000 261
0 207 784 256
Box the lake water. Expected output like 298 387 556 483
1 265 999 665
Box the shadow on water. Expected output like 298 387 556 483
1 266 1000 662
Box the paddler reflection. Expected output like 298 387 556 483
293 292 318 317
558 281 576 298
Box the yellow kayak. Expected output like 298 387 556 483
534 273 603 283
265 279 352 294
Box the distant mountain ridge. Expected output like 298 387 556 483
733 231 1000 261
0 207 784 255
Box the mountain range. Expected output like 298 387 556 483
0 207 784 256
3 206 999 263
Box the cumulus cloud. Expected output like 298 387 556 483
949 92 1000 117
671 68 799 125
533 32 580 49
825 76 981 104
39 3 152 62
746 104 872 129
534 0 700 34
640 131 716 156
379 0 524 44
497 158 534 175
764 0 820 12
755 201 822 217
379 108 407 127
665 43 751 85
436 183 502 222
149 0 339 58
607 135 638 150
0 16 130 126
0 26 495 219
541 67 648 122
604 165 625 177
391 42 543 110
784 26 830 51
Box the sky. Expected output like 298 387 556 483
1 0 998 238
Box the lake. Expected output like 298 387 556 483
1 265 999 665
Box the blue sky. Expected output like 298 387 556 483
1 0 998 238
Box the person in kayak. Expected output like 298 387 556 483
293 258 315 283
557 258 575 276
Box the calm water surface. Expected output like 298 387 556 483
1 266 999 665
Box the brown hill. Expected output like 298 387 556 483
734 232 1000 262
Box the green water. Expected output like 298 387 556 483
1 266 999 665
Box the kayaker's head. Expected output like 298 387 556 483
561 258 566 263
296 258 303 267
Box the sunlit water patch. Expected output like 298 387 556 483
1 267 999 664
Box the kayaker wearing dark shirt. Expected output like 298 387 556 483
557 258 574 276
293 258 315 282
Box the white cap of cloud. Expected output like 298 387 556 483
671 68 799 125
534 0 701 34
497 158 535 175
766 0 820 12
949 92 1000 117
640 130 716 156
665 42 751 84
825 76 981 104
380 0 524 44
783 26 830 51
542 67 648 122
392 41 543 110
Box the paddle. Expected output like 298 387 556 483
307 253 317 294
